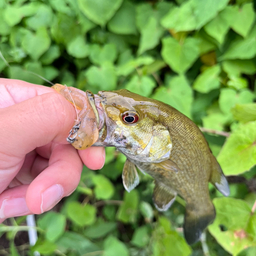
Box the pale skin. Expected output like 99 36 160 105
0 79 105 223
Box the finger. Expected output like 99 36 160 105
26 143 83 214
0 185 32 222
79 147 105 170
0 78 52 108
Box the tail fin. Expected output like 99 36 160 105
184 202 215 245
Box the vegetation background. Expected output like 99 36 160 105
0 0 256 255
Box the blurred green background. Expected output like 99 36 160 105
0 0 256 255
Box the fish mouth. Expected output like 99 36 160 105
86 91 106 137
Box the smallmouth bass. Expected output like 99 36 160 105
52 84 230 244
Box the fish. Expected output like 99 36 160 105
52 84 230 245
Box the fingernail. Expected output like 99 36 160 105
40 184 64 213
0 198 30 218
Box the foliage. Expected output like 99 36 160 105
0 0 256 255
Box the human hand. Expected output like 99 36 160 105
0 79 105 222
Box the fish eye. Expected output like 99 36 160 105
122 112 139 124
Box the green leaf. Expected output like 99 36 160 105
40 45 60 65
0 15 11 35
221 25 256 60
125 75 155 97
138 16 163 55
131 226 150 248
227 75 248 90
139 201 154 222
209 198 256 256
21 27 51 60
153 75 193 118
217 121 256 175
43 66 59 81
193 65 221 93
89 44 117 65
108 1 137 35
38 212 66 242
56 232 100 254
32 240 56 254
85 63 117 90
152 217 191 256
25 4 53 30
222 59 256 76
202 112 229 131
219 88 254 114
161 0 229 31
232 104 256 123
238 247 256 256
3 3 38 26
78 0 123 26
67 35 89 58
230 3 255 37
103 236 129 256
66 201 96 226
117 190 139 223
92 175 115 200
204 6 234 44
51 13 81 46
84 221 117 239
161 37 199 74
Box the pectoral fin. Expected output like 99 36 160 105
122 159 140 192
210 156 230 196
153 182 177 212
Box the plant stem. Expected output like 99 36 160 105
199 127 230 137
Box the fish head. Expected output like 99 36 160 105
90 89 172 163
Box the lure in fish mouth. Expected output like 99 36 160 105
52 84 230 245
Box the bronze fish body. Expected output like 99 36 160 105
89 89 230 244
52 85 229 244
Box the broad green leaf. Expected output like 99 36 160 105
221 26 256 60
51 13 81 46
103 236 129 256
125 75 155 97
78 0 123 26
48 0 77 16
66 201 96 226
209 198 256 256
84 221 117 239
32 240 56 254
38 212 66 242
219 88 254 114
108 1 137 35
194 31 216 54
3 3 38 26
85 63 117 91
67 35 89 58
238 247 256 256
140 201 154 222
8 64 44 85
218 121 256 175
40 45 60 65
227 75 248 90
89 44 117 65
43 66 59 81
136 3 154 32
0 15 11 35
152 217 191 256
161 37 199 74
56 232 100 254
138 16 163 55
193 65 221 93
117 56 154 76
25 4 53 30
131 226 150 248
222 59 256 76
232 104 256 123
117 190 139 223
92 175 115 200
161 0 229 31
204 6 234 44
21 27 50 60
230 3 255 37
78 12 97 33
202 112 229 131
153 75 193 118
